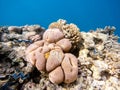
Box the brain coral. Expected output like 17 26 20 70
25 28 78 84
49 19 82 50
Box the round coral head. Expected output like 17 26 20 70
43 28 64 43
62 53 78 83
57 38 72 52
49 66 64 84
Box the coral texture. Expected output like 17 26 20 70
0 21 120 90
77 26 120 89
49 19 82 50
25 28 78 84
0 25 44 89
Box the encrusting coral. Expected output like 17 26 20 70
25 28 78 84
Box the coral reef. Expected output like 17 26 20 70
0 20 120 90
0 25 45 89
25 28 78 84
78 26 120 89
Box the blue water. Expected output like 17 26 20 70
0 0 120 40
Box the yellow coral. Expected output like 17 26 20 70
44 52 50 59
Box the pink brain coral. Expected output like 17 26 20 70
25 28 78 84
56 38 72 52
46 49 64 72
35 52 46 71
43 28 64 43
62 53 78 83
49 66 64 84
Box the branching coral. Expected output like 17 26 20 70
25 28 78 84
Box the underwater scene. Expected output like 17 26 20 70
0 0 120 90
